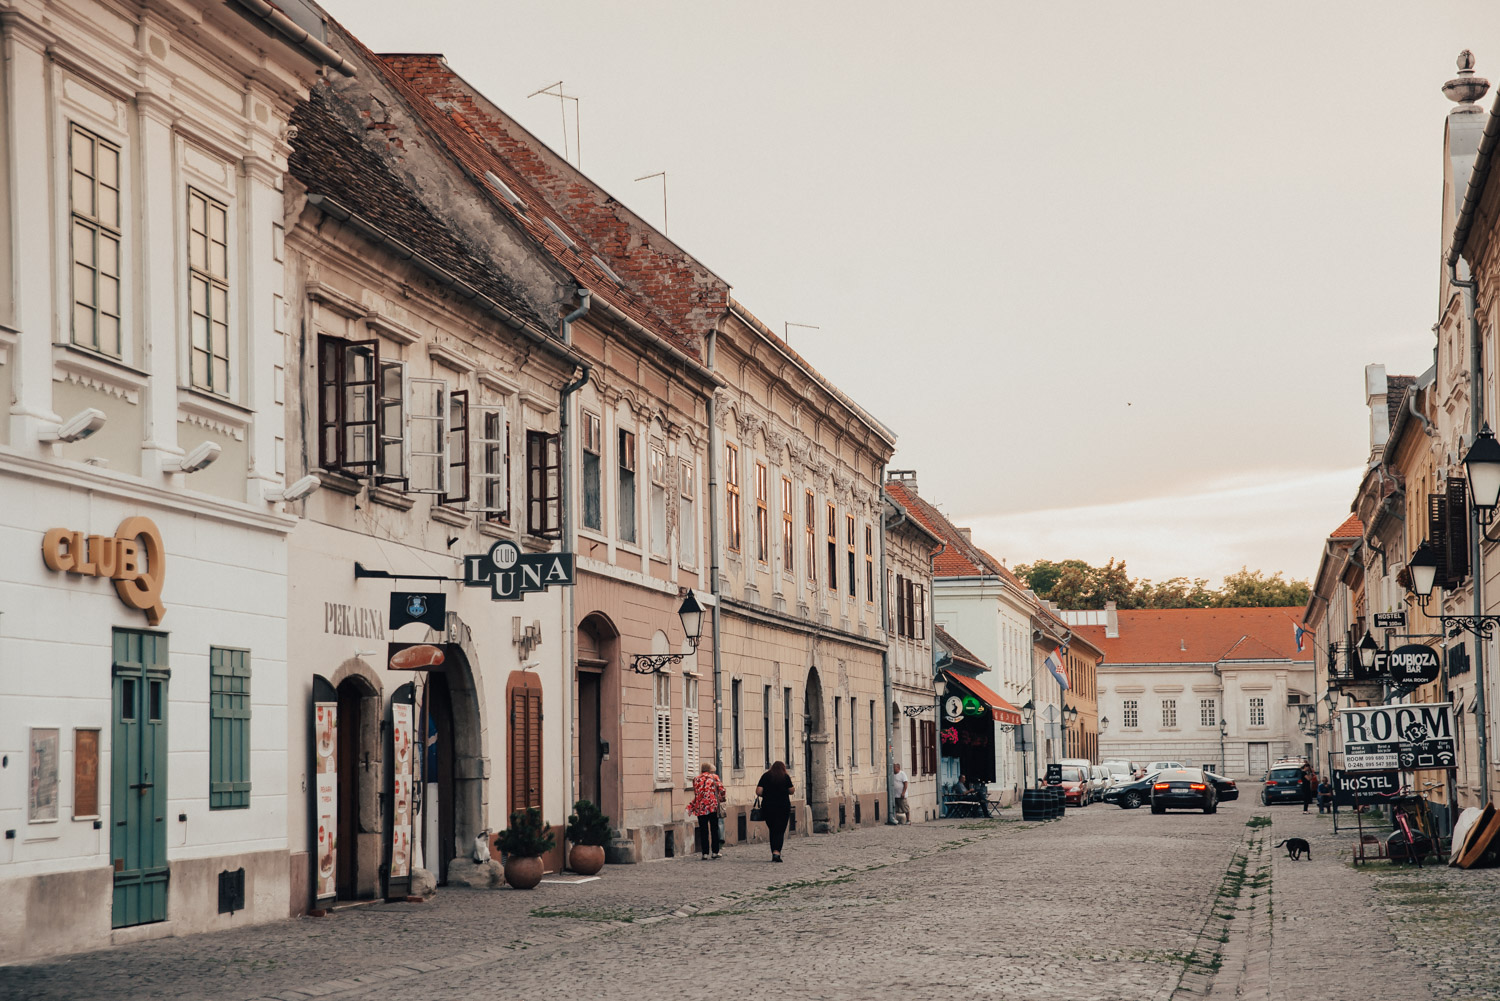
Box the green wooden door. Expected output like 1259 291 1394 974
112 629 169 928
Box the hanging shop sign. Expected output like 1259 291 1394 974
1331 768 1400 807
1386 644 1441 686
387 641 453 672
41 517 166 624
1340 701 1455 772
1374 612 1407 630
943 693 987 723
462 539 575 601
389 591 447 632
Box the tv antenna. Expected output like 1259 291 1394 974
784 321 819 345
634 171 668 235
527 81 581 167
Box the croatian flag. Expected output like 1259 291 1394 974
1294 622 1307 653
1044 646 1070 691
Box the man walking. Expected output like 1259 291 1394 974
891 761 911 824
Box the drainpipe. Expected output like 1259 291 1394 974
705 325 724 780
1449 258 1489 807
559 290 592 816
880 479 898 822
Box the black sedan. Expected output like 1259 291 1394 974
1202 770 1239 802
1101 771 1159 810
1150 768 1218 814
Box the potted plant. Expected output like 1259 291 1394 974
566 800 611 875
494 807 555 890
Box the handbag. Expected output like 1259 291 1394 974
750 796 763 822
716 780 728 818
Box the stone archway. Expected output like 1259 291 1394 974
804 666 831 832
577 613 620 823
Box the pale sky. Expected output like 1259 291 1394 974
332 1 1500 585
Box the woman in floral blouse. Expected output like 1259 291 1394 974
688 762 726 859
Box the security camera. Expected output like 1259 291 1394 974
39 408 106 443
166 441 221 474
264 474 322 503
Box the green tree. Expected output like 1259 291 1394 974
1211 568 1311 608
1014 559 1309 610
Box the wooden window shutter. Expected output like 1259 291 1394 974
509 681 543 813
926 721 938 775
209 648 251 809
910 717 918 774
1428 492 1449 588
1446 476 1470 583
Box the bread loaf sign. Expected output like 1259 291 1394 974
41 517 166 625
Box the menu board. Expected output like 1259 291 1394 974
314 703 338 901
390 702 413 880
73 729 100 818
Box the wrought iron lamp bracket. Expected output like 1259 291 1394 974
1438 614 1500 642
901 704 935 717
630 652 688 674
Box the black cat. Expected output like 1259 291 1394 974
1276 837 1311 860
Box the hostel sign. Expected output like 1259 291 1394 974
463 539 575 601
1340 701 1455 772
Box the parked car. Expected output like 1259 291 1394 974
1201 770 1239 802
1089 764 1113 802
1146 760 1187 773
1150 768 1218 814
1261 765 1307 804
1102 770 1161 809
1101 760 1135 788
1055 765 1091 806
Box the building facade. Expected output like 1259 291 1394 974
0 0 338 961
885 486 942 820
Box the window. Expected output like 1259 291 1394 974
846 515 857 598
581 411 603 531
783 686 793 767
618 428 637 543
850 697 857 768
375 357 407 486
804 490 817 584
913 582 925 639
1161 699 1177 728
683 676 700 779
526 430 561 538
649 443 668 558
187 189 229 393
1122 699 1139 729
440 390 470 505
834 696 842 766
869 700 877 768
865 526 875 603
725 443 742 553
1249 697 1266 727
319 337 375 474
478 409 510 523
654 672 672 785
763 686 773 769
70 125 122 357
406 377 450 494
1201 698 1217 728
894 572 905 636
826 504 839 592
894 575 925 639
679 460 697 565
755 463 769 564
781 477 795 574
731 678 744 770
209 648 250 810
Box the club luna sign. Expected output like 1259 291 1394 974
41 517 166 625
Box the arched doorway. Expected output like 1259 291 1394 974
576 615 619 819
333 671 381 901
804 666 830 832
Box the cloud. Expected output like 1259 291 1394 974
958 467 1364 586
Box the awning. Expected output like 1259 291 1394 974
944 672 1023 726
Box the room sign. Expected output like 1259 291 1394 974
462 539 575 602
1339 702 1455 772
41 517 166 625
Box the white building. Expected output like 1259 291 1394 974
0 0 341 961
1075 606 1316 778
885 486 941 820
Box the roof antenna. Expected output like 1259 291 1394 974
784 321 819 345
634 171 668 235
527 81 581 167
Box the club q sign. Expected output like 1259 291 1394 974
41 517 166 625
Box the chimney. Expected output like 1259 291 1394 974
889 469 918 494
1180 638 1187 652
1105 600 1118 639
1365 363 1389 456
958 527 972 544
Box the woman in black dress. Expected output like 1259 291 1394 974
755 760 795 862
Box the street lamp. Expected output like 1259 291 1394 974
630 591 707 673
1062 703 1079 725
1406 541 1440 608
1464 423 1500 525
1099 716 1110 732
1356 632 1380 673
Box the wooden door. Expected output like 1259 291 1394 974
111 629 169 928
508 673 542 814
577 670 601 808
336 683 361 899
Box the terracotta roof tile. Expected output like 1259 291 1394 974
1329 514 1363 539
1076 607 1312 666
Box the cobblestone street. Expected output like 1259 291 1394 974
5 789 1499 1001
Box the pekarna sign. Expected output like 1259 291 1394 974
41 517 165 625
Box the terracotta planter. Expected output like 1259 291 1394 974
503 855 544 890
569 844 605 875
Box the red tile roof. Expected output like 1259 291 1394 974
1329 514 1363 539
886 480 1002 578
1072 607 1312 666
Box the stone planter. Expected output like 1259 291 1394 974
503 855 544 890
569 844 605 875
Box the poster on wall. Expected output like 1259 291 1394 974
390 700 413 881
73 729 100 818
314 702 338 901
29 728 59 822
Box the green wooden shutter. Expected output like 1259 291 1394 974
209 647 251 809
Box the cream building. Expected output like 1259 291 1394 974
884 484 941 820
0 0 339 961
